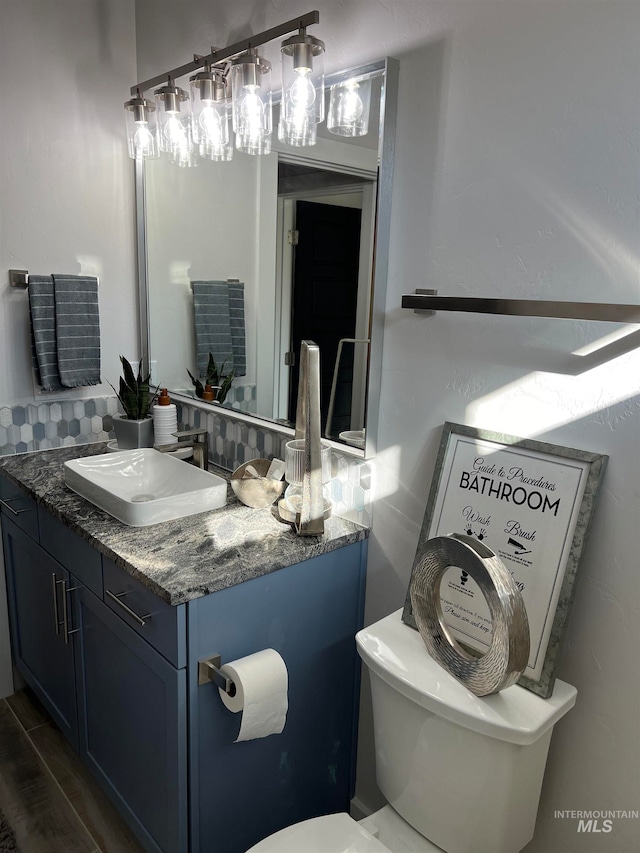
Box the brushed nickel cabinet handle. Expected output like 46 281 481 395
51 573 62 636
0 498 31 516
105 589 151 627
60 580 80 645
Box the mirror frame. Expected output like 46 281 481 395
136 57 398 460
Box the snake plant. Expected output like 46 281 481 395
187 353 235 405
109 356 157 419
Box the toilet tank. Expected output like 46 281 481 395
356 610 577 853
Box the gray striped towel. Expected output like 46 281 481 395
28 275 65 392
52 274 101 387
227 281 247 377
192 281 235 377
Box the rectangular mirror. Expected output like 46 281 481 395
139 59 398 455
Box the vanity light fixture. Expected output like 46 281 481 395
230 50 273 155
189 65 233 161
280 28 325 146
125 10 324 161
154 81 193 161
327 75 372 137
124 92 158 160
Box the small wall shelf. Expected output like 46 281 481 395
402 292 640 324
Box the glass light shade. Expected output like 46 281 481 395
199 137 234 161
154 85 193 156
231 52 272 154
278 115 317 147
189 72 231 160
169 132 198 167
281 33 325 133
124 96 158 160
235 132 272 156
327 77 372 137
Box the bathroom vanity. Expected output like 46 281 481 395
0 445 368 853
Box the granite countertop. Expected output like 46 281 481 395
0 444 368 606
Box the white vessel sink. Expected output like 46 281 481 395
64 449 227 526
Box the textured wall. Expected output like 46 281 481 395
363 5 640 852
0 0 138 406
0 0 138 702
138 1 638 848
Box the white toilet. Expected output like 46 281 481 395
248 609 577 853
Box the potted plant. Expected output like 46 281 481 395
187 353 235 406
109 356 158 449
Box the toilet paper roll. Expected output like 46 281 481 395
218 649 288 742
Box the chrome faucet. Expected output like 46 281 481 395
292 340 325 536
155 428 209 470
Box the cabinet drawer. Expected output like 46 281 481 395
39 508 102 598
0 478 39 541
102 558 186 669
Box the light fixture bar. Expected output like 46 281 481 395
401 293 640 323
131 10 320 96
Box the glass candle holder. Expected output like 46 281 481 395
282 439 332 518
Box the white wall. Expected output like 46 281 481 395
0 0 139 404
367 5 640 853
0 0 139 700
138 2 637 850
145 152 261 391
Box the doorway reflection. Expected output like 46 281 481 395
275 160 376 437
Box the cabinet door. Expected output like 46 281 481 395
74 587 187 853
189 541 368 853
2 517 78 746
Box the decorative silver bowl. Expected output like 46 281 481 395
410 533 530 696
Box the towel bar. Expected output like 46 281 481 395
402 291 640 323
9 269 100 288
189 278 240 292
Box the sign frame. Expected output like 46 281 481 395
402 422 608 698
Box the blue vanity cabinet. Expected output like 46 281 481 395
1 515 79 747
1 484 188 853
1 471 368 853
188 541 368 853
74 585 188 853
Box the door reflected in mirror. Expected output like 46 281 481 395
144 64 393 450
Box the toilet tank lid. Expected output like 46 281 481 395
356 610 577 746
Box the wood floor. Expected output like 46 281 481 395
0 687 145 852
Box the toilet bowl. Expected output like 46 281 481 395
247 609 577 853
246 806 438 852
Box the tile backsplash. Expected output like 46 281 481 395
0 397 371 526
0 398 118 454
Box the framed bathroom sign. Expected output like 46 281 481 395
402 422 608 698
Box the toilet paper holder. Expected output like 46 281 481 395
198 654 237 697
